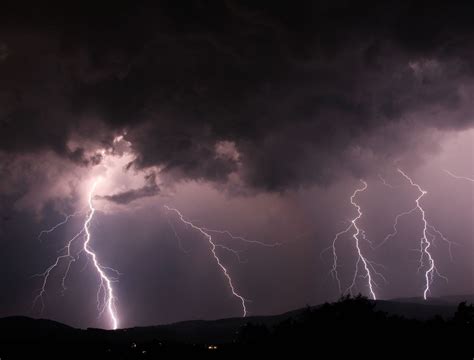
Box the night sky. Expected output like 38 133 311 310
0 1 473 329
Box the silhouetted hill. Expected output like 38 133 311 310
110 298 460 343
0 316 73 331
374 300 456 320
106 309 304 345
2 295 474 358
392 294 474 306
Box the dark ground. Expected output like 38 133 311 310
1 295 474 358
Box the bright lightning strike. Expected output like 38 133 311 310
377 171 456 259
325 180 384 300
164 205 249 317
33 179 120 329
397 169 448 300
82 179 119 330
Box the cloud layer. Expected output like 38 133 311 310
1 2 474 193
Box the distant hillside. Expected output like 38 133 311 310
390 294 474 306
0 295 468 344
1 296 473 358
374 300 456 320
109 298 460 343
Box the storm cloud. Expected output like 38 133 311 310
1 1 474 192
98 173 160 204
1 2 474 330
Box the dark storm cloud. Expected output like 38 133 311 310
98 173 160 204
1 1 474 190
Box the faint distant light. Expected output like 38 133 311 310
131 342 137 348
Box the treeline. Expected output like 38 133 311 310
235 295 474 357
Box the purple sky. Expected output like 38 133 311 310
0 2 473 329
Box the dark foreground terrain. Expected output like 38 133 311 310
1 295 474 358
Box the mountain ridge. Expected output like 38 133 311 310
1 293 471 339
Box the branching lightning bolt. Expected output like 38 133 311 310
33 179 120 329
377 171 456 259
443 169 474 183
325 180 384 300
164 205 250 316
37 211 83 241
33 229 85 310
201 228 282 248
327 223 352 294
214 244 247 264
378 174 399 189
167 218 191 254
374 207 417 249
397 169 448 300
82 180 119 329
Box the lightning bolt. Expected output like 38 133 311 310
33 179 120 329
32 229 85 310
325 180 384 300
377 170 456 258
443 169 474 183
166 218 191 254
164 205 249 316
374 207 417 249
214 244 247 264
378 174 399 189
37 211 83 241
82 179 119 329
201 228 281 248
397 169 448 300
